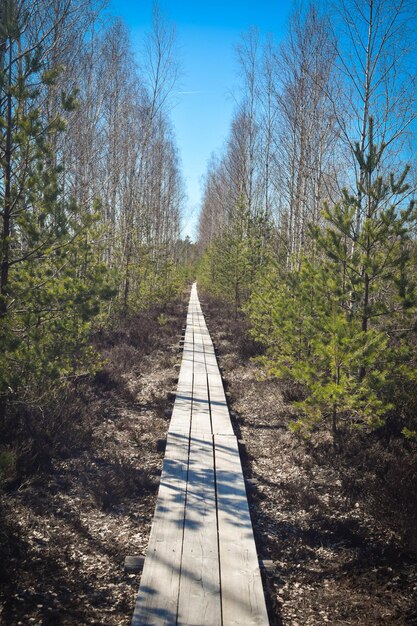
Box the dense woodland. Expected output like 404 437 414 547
1 0 417 622
198 0 417 445
0 0 195 474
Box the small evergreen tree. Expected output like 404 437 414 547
0 2 112 426
247 123 417 441
247 256 388 439
197 196 268 315
312 120 416 367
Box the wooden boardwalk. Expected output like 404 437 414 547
131 283 269 626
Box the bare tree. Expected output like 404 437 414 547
331 0 417 235
273 2 340 264
235 27 262 218
57 4 183 310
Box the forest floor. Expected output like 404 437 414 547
0 298 186 626
202 295 417 626
1 287 417 625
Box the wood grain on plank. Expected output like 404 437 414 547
215 434 270 626
131 432 189 626
177 432 221 625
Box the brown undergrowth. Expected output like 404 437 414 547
0 296 187 625
2 288 417 625
201 292 417 626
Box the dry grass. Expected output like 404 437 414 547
202 291 417 626
0 296 187 625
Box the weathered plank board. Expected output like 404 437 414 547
208 374 234 436
131 283 269 626
131 432 190 626
177 432 221 625
215 434 269 626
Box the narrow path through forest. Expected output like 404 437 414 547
1 287 417 626
131 283 269 626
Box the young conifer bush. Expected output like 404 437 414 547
247 124 417 442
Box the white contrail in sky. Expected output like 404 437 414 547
176 90 208 95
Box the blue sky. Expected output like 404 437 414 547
107 0 293 239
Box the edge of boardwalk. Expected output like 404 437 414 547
131 283 270 626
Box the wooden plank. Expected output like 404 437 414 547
125 555 145 573
214 434 269 626
177 433 221 625
170 357 193 435
170 320 193 435
132 283 269 626
205 351 234 436
191 383 212 434
208 378 235 436
169 393 193 435
191 307 212 435
195 293 234 437
131 432 190 626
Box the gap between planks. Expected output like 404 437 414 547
131 283 269 626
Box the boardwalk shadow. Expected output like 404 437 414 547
133 286 273 625
133 430 273 624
